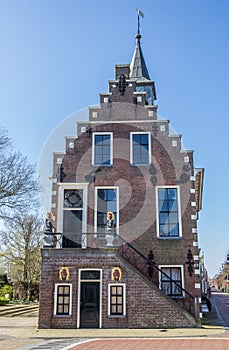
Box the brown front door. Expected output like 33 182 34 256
80 282 100 328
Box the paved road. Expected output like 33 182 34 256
211 289 229 327
68 338 229 350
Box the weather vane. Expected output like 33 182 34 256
136 8 144 35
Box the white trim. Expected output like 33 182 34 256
89 119 170 124
155 186 182 238
54 283 72 316
92 132 113 166
94 186 119 235
158 265 185 298
57 183 88 248
77 269 103 329
108 283 126 316
130 131 151 165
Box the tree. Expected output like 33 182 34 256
0 127 38 218
0 211 44 299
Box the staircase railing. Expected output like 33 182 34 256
115 234 198 319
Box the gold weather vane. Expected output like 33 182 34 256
136 9 144 35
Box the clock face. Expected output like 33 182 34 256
64 190 83 208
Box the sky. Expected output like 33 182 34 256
0 0 228 278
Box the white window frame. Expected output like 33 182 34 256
92 132 113 166
158 265 185 298
156 185 182 238
130 132 151 165
54 283 72 316
77 268 103 329
57 183 88 248
94 186 119 235
108 283 126 316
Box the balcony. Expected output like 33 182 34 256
43 231 118 249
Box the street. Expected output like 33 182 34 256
68 338 229 350
211 288 229 326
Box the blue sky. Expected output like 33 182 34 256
0 0 228 277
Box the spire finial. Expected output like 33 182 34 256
136 9 144 37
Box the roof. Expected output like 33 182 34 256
129 34 151 81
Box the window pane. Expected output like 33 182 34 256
58 286 64 294
132 134 149 164
161 268 182 297
56 285 71 315
97 189 117 232
57 305 63 314
159 213 168 224
64 190 83 208
94 134 111 165
117 305 123 313
140 134 148 144
170 224 179 236
110 285 124 315
63 210 82 233
167 189 177 200
169 212 179 223
117 296 122 304
117 286 123 295
111 305 116 313
158 188 179 237
133 134 141 143
158 189 166 200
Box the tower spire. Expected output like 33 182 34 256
129 10 150 81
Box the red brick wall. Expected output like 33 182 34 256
39 249 196 329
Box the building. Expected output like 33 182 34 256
39 27 204 329
211 251 229 293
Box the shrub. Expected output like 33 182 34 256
0 285 13 298
0 297 10 305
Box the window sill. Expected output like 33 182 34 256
92 164 113 167
157 236 182 240
53 315 72 318
108 315 126 318
130 164 150 166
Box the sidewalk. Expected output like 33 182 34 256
0 316 226 350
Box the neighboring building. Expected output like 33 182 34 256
39 28 204 329
199 251 210 296
211 251 229 293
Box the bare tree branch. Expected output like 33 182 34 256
0 127 39 218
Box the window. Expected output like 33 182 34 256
63 189 83 247
54 284 72 316
109 284 126 316
95 188 118 234
93 133 113 166
130 132 151 165
159 267 183 297
157 187 181 238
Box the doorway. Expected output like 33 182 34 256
79 269 101 328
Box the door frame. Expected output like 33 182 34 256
77 268 102 329
57 183 88 248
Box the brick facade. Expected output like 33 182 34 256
39 34 204 329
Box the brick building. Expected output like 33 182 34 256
39 29 204 329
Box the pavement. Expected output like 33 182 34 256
0 316 227 350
